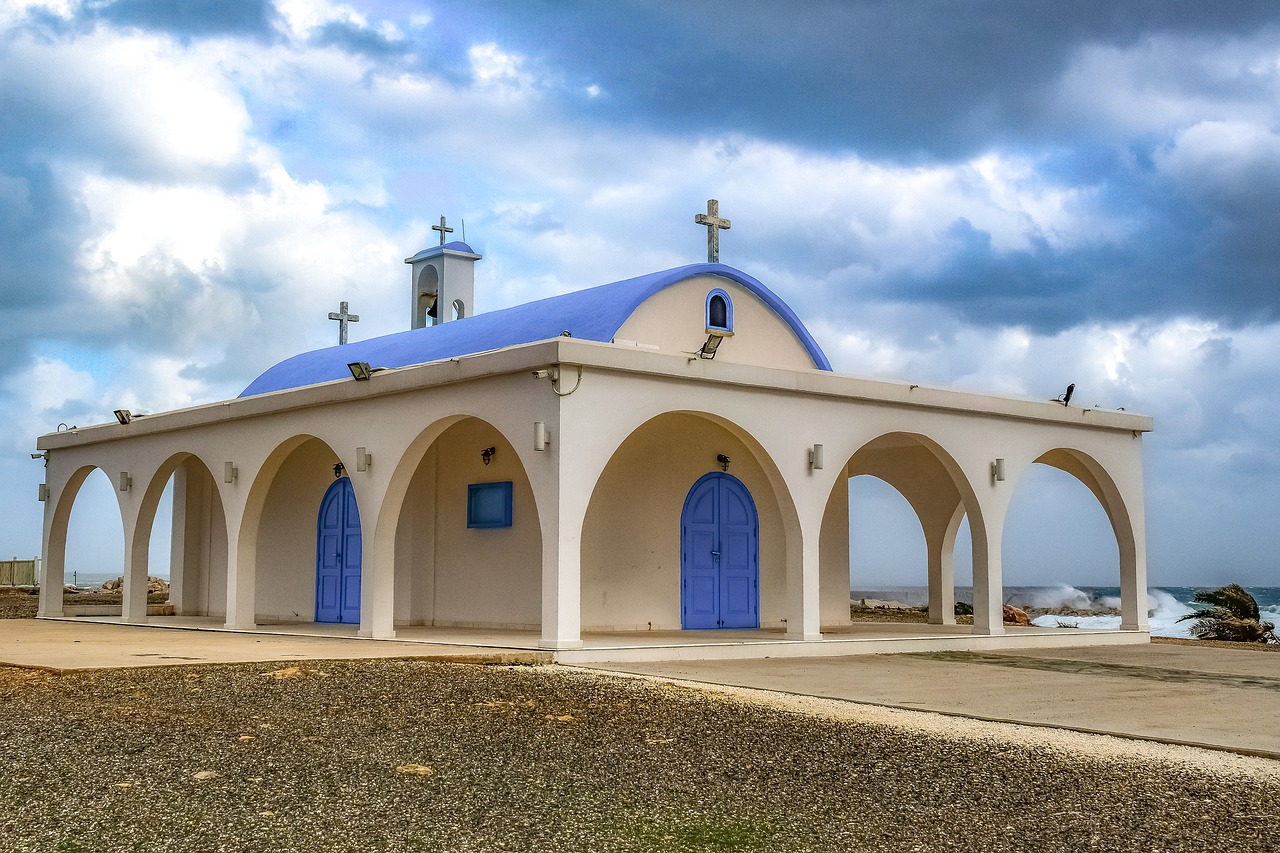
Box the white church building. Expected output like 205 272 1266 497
35 207 1153 662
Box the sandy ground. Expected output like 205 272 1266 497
1 658 1277 852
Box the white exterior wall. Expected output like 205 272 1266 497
36 301 1152 647
613 276 817 371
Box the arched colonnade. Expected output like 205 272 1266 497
38 363 1150 648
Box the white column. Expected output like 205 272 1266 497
223 533 255 630
37 489 64 618
926 537 957 626
121 535 149 624
1120 510 1149 631
359 507 396 639
540 506 583 649
971 522 1004 635
786 518 823 641
537 408 582 650
926 505 963 626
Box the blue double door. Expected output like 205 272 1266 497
680 472 760 629
315 477 362 624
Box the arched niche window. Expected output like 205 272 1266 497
452 298 466 320
705 288 733 333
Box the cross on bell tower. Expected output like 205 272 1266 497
695 199 731 263
432 215 454 246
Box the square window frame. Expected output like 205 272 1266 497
467 481 513 528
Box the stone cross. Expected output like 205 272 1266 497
328 301 360 345
432 215 454 246
695 199 731 263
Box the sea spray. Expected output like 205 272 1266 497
851 585 1279 638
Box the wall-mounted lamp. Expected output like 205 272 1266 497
114 409 132 425
224 462 238 484
809 444 824 470
38 484 49 502
347 361 385 381
534 422 550 452
699 329 732 359
481 446 497 465
333 463 345 478
991 458 1006 482
356 447 372 472
716 453 731 472
118 472 132 492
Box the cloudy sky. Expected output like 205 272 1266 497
4 0 1280 588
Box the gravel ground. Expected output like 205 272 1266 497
0 658 1277 853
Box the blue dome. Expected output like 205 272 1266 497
442 240 475 254
240 263 831 397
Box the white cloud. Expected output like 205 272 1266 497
1054 33 1280 138
468 42 537 90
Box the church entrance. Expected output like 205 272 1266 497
315 477 362 624
680 472 759 629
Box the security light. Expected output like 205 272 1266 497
699 329 731 359
348 362 372 381
114 409 132 425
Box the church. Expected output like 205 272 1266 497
35 204 1153 662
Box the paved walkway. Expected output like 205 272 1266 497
579 643 1280 759
3 620 1277 759
0 619 547 670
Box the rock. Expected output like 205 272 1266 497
1003 604 1032 626
395 763 434 776
98 576 170 594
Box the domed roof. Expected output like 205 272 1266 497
239 263 831 397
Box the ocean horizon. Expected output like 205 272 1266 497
852 584 1280 638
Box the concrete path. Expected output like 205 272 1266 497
0 619 547 671
580 643 1280 759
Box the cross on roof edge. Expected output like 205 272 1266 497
694 199 731 263
328 300 360 345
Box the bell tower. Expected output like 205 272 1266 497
405 215 482 329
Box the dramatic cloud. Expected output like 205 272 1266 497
4 1 1280 585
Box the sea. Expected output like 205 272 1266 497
851 585 1280 638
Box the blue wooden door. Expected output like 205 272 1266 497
315 477 362 624
680 472 759 629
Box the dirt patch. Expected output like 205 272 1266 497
1152 636 1280 652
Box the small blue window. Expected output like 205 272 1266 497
706 288 733 332
468 481 513 528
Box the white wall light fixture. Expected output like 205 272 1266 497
991 458 1006 482
118 472 132 492
224 462 238 484
809 444 824 470
356 447 372 472
534 422 550 452
38 484 49 502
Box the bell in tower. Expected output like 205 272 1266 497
405 215 482 330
